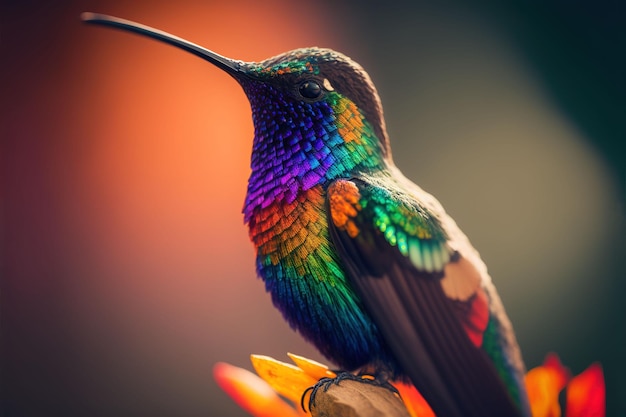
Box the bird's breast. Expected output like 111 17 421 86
246 185 389 370
247 186 329 272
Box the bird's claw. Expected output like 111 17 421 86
301 376 336 412
301 372 400 412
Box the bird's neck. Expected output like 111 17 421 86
243 89 386 223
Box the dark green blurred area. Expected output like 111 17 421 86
344 0 625 193
490 1 624 184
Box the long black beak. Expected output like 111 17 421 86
81 12 246 78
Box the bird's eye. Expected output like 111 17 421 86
298 80 322 99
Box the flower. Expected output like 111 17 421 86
526 353 605 417
213 353 604 417
214 353 436 417
213 353 336 417
213 360 302 417
525 353 570 417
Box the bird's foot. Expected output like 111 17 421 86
301 371 399 412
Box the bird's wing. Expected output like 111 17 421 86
326 177 521 417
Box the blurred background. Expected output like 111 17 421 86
2 1 624 416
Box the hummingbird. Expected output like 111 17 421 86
83 13 530 417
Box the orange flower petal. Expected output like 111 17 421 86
565 363 605 417
526 354 571 417
394 382 436 417
251 354 318 406
213 362 301 417
543 353 571 390
287 352 337 380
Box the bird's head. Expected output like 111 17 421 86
239 47 390 157
83 14 391 212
